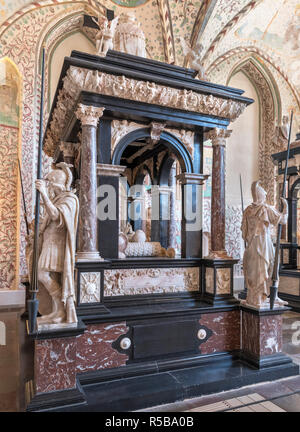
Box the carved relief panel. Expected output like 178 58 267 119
104 267 199 296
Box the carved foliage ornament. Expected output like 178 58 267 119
75 104 105 127
80 272 101 304
44 66 248 156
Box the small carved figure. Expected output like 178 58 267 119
273 115 289 153
241 181 288 309
180 38 207 81
114 13 147 57
92 14 119 57
32 163 79 326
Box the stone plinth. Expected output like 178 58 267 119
241 306 291 368
201 258 239 305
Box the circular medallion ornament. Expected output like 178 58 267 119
120 337 132 350
110 0 150 7
198 329 207 341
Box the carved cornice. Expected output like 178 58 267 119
205 128 232 146
97 164 127 177
176 173 210 185
44 65 248 157
75 104 105 127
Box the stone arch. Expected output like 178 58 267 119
226 55 281 204
112 128 193 174
0 56 22 290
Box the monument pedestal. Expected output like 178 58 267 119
240 305 293 369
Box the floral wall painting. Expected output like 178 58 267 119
0 58 20 128
110 0 150 6
0 57 22 290
233 0 300 91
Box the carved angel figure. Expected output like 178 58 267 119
180 38 207 81
27 163 79 327
92 14 119 57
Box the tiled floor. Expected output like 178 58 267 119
140 311 300 413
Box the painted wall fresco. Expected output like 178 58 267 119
0 58 21 290
110 0 150 6
0 0 299 289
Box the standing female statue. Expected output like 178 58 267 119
242 181 288 308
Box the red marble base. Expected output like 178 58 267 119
241 306 288 368
35 322 129 394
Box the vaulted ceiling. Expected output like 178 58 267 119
0 0 299 113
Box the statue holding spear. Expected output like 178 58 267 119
241 112 293 309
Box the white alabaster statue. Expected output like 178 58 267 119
180 38 207 81
114 13 147 58
92 14 119 57
31 163 79 326
241 181 288 309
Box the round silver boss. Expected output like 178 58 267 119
120 337 132 350
198 329 207 340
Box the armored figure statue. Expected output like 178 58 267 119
29 163 79 326
92 14 119 57
241 181 288 309
114 13 147 58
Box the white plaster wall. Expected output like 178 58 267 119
226 72 260 208
49 31 95 104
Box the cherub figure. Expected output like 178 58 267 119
92 14 119 57
180 38 207 81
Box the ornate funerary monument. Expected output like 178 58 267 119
272 131 300 310
25 14 299 412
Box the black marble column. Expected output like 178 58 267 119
176 173 209 258
75 104 105 261
97 164 126 259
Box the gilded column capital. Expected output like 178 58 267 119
205 128 232 147
75 104 105 127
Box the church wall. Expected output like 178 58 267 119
49 31 95 105
0 58 22 291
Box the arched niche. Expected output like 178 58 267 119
0 57 22 290
112 129 190 255
227 56 280 205
48 30 95 106
112 128 194 174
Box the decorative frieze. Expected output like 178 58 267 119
44 66 248 156
104 267 199 296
